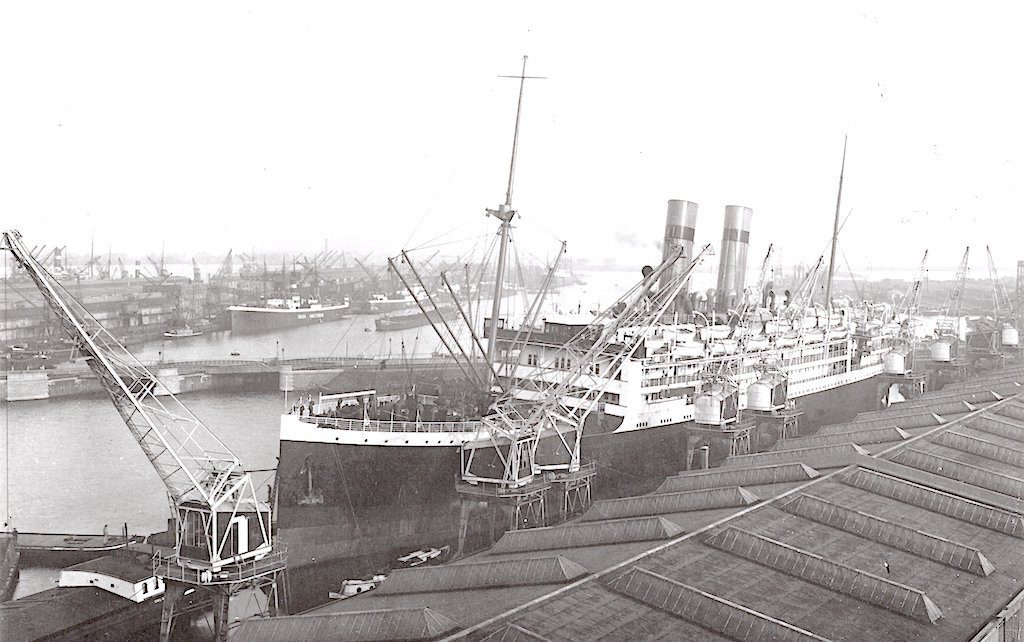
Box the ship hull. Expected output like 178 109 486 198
276 370 882 610
374 308 457 332
229 304 349 333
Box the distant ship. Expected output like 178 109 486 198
228 295 349 333
366 292 421 313
374 304 458 332
164 327 203 338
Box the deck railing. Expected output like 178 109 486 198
298 415 482 434
154 548 288 586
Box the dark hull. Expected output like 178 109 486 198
229 305 348 333
276 374 880 610
374 308 457 332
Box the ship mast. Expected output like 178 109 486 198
485 56 544 389
824 135 847 311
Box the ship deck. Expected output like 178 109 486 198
241 363 1024 641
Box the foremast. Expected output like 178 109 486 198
485 55 543 389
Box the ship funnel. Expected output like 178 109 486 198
715 205 753 314
660 199 698 314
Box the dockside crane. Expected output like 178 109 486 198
1 230 286 641
931 246 969 363
986 245 1019 348
884 250 928 376
460 243 713 527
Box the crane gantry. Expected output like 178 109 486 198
458 243 713 526
2 229 285 641
931 247 969 363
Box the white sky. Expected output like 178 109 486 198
2 2 1023 274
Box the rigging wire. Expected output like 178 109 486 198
401 162 462 251
3 251 9 529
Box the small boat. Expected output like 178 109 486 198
397 545 450 567
164 327 203 338
328 573 387 599
230 351 241 356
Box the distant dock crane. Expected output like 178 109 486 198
2 229 287 641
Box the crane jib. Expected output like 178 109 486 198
2 229 279 576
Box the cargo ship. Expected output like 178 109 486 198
374 304 458 332
366 292 421 313
228 295 349 333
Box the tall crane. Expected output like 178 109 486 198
460 244 713 525
2 230 285 640
931 246 969 363
986 245 1019 348
884 250 928 377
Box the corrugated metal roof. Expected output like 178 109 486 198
934 429 1024 467
580 486 759 521
273 370 1024 642
722 443 869 468
771 426 909 450
892 448 1024 499
840 466 1024 537
780 492 994 576
704 526 943 623
968 413 1024 442
228 607 459 641
490 517 683 554
374 555 588 596
655 462 819 493
605 566 828 641
856 400 976 419
479 623 554 642
996 401 1024 422
816 413 942 433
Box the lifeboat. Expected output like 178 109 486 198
745 335 770 351
804 329 825 344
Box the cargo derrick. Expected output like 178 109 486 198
459 244 713 531
2 230 286 641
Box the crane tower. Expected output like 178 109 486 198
2 230 286 641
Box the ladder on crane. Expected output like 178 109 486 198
2 230 287 641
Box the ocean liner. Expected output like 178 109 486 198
274 60 901 575
275 211 897 569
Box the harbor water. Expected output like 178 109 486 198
2 270 633 600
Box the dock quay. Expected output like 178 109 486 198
0 549 213 641
0 355 469 402
237 364 1024 641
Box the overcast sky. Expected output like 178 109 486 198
2 2 1022 275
